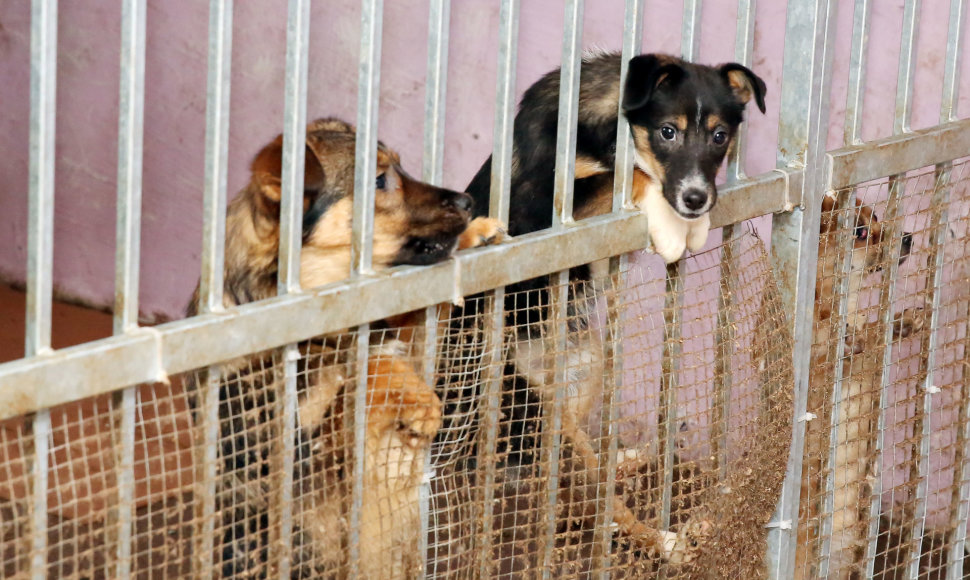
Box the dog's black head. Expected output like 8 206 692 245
622 54 767 219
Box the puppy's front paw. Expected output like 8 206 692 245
650 231 688 264
685 213 711 253
665 519 713 565
458 217 507 250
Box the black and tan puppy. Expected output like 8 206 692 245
185 117 502 579
466 51 766 263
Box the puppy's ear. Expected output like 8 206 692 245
250 136 325 210
718 63 767 114
622 54 686 113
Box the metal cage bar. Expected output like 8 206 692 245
768 0 838 576
541 1 583 573
843 0 871 146
108 0 147 576
420 2 450 573
682 0 703 62
26 1 58 577
660 262 684 530
726 0 756 182
349 0 383 574
477 1 518 574
192 3 233 577
894 0 920 135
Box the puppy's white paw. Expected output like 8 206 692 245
650 230 688 263
685 213 711 253
661 530 680 555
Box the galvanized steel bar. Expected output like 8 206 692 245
109 1 147 574
894 0 920 134
611 0 644 212
727 0 756 181
26 1 57 576
420 3 449 572
829 120 970 188
350 1 383 574
942 6 968 578
193 3 233 577
0 202 799 416
713 227 735 481
477 2 518 574
273 0 311 574
351 0 383 277
767 0 838 575
819 191 859 578
543 1 583 573
904 171 950 579
594 1 643 573
843 0 870 146
681 0 703 62
660 261 684 531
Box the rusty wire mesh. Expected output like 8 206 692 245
0 228 794 579
797 159 970 580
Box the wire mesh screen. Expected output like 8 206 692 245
797 160 970 580
0 228 794 579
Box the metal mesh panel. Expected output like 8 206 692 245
798 159 970 580
0 228 793 578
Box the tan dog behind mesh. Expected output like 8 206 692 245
795 194 916 579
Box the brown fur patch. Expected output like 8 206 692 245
631 125 666 185
672 114 688 131
725 68 756 105
574 155 611 179
705 114 725 132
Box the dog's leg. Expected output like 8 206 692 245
457 216 506 250
639 187 690 263
686 212 711 253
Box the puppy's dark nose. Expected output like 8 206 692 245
683 190 708 211
446 192 473 213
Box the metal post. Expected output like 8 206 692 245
660 262 684 532
349 1 383 575
26 0 57 577
477 3 519 575
274 0 311 575
843 0 871 146
767 0 838 576
420 2 450 573
681 0 703 62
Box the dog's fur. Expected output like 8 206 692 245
795 195 916 579
466 51 766 263
461 52 763 563
185 117 502 579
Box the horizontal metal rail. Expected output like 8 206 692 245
6 111 970 417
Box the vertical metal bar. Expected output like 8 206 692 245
592 1 643 575
726 0 756 181
660 262 684 532
477 4 518 575
540 1 583 574
681 0 703 62
109 2 147 576
420 3 450 571
894 0 920 134
273 1 311 576
843 0 871 146
349 1 383 575
26 1 57 577
943 6 968 578
903 172 949 579
192 3 233 578
767 0 838 576
819 190 859 578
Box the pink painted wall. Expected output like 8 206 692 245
1 1 967 320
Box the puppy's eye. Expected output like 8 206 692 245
856 225 869 240
660 126 676 140
375 173 387 190
713 131 728 145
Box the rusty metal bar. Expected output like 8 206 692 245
477 1 518 576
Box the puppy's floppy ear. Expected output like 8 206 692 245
622 54 686 113
718 63 767 114
250 136 325 210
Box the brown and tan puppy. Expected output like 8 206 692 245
185 117 502 579
795 195 916 579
